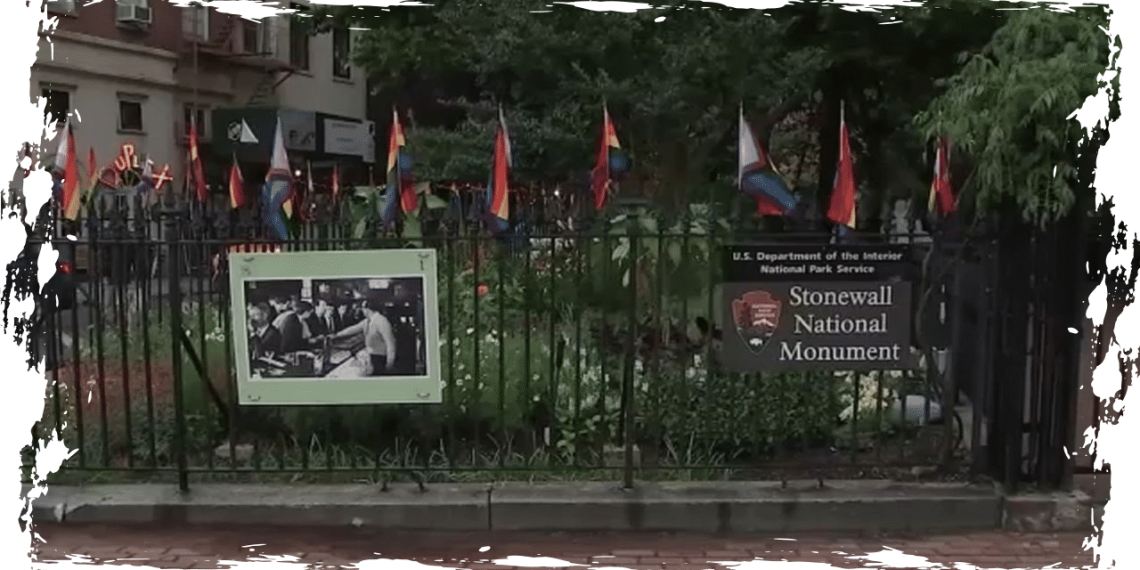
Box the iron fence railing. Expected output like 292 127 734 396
13 197 1078 491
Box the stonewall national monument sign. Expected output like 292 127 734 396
721 244 918 371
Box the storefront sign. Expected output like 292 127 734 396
322 117 375 163
212 108 317 157
720 244 917 371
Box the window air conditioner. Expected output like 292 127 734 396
116 4 152 25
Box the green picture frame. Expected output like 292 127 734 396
229 249 442 405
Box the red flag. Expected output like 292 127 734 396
826 104 857 229
592 105 621 210
928 137 955 216
756 198 783 216
485 108 511 234
390 108 418 214
86 147 96 187
228 154 244 209
57 119 80 220
188 121 207 202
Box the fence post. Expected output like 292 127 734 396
622 212 640 490
164 204 189 493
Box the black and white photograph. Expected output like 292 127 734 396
242 276 428 379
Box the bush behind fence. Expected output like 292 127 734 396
30 204 966 485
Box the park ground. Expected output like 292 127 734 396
32 525 1095 569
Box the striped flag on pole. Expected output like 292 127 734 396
261 117 293 241
738 105 799 217
826 101 857 230
928 137 955 216
188 120 207 203
591 104 623 210
483 106 511 235
229 153 245 209
55 118 81 221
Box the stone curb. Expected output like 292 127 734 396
26 480 1016 533
1001 490 1105 532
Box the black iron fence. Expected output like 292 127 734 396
15 195 1085 492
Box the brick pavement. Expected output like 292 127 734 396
29 524 1098 569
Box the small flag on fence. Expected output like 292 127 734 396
188 120 207 203
826 101 857 231
83 147 98 214
229 153 244 209
55 118 80 220
383 108 413 229
300 160 317 223
738 105 799 217
261 117 294 241
591 104 625 210
928 136 955 216
483 106 512 235
136 155 154 198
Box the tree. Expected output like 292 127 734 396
320 0 827 210
913 6 1115 224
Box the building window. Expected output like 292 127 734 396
289 3 310 70
118 96 145 133
45 0 77 15
181 3 210 41
332 26 351 80
184 105 208 139
42 89 70 126
242 19 277 57
242 20 259 53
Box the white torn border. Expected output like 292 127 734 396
1 0 1133 569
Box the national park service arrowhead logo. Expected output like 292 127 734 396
731 290 782 354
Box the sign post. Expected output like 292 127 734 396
721 244 918 372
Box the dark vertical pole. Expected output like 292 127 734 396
622 214 639 489
166 205 189 493
941 244 964 468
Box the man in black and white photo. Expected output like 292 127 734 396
320 297 397 376
248 303 282 363
270 296 305 354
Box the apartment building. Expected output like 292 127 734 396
34 0 372 209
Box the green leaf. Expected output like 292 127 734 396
612 239 630 261
667 241 682 268
424 195 449 210
353 218 370 240
404 216 423 240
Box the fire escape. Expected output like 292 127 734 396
183 12 298 108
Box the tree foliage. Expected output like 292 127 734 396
325 0 826 207
914 6 1117 225
318 2 1115 224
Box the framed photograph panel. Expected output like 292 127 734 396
229 249 441 405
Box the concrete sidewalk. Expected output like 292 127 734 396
26 480 1102 534
32 524 1099 569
